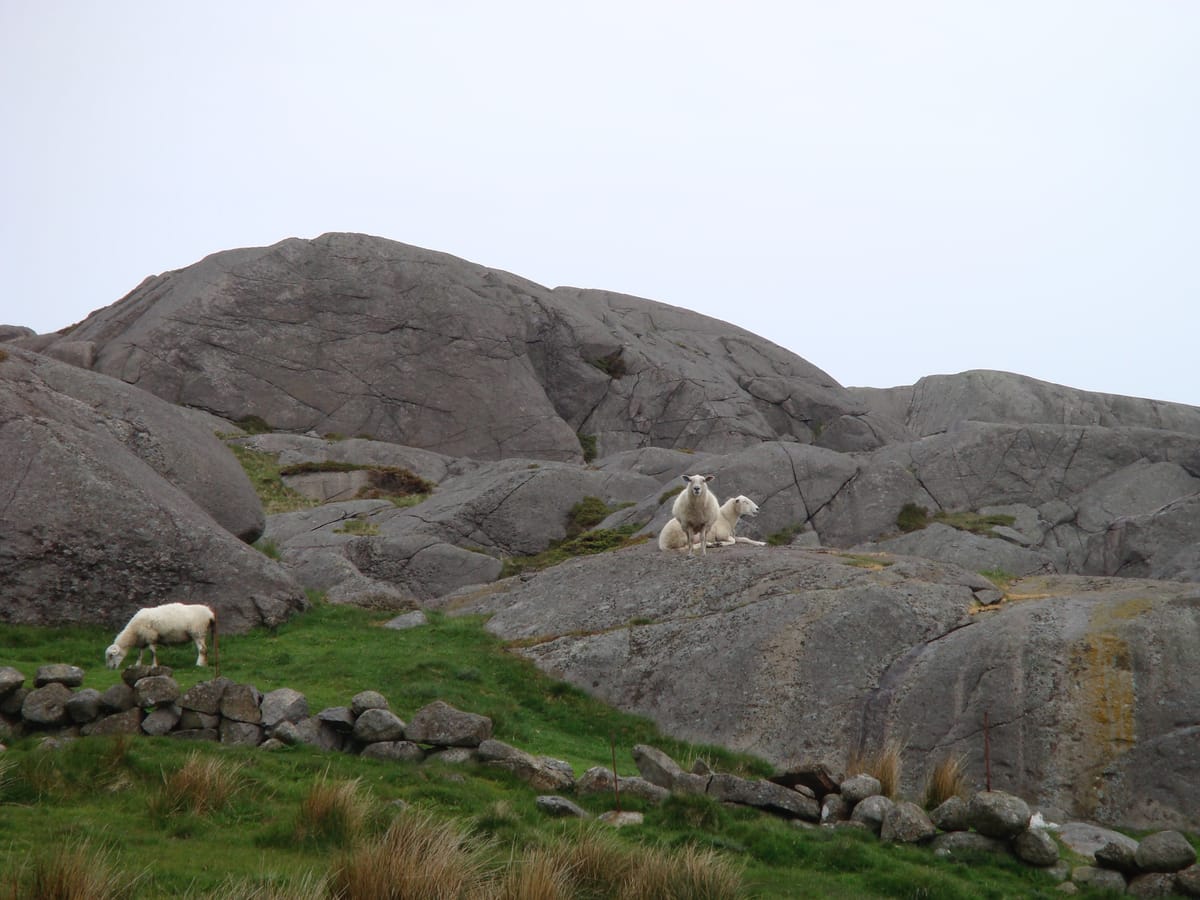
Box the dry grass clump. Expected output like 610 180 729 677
294 774 371 847
923 753 969 809
846 738 906 799
618 844 744 900
327 807 487 900
3 839 139 900
493 847 575 900
149 750 242 819
184 871 326 900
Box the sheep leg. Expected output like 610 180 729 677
699 526 708 556
685 526 696 557
149 643 159 667
134 647 146 666
195 636 208 666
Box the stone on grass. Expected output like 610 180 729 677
34 665 85 688
841 774 883 805
405 700 492 747
968 790 1030 839
850 795 894 835
880 801 936 844
1013 827 1060 867
352 708 406 744
536 795 590 819
1136 830 1197 873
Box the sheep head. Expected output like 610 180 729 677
681 473 714 496
734 496 759 517
105 643 127 669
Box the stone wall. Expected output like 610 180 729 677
2 663 1197 896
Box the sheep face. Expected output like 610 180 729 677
682 474 714 496
733 496 759 517
105 644 127 669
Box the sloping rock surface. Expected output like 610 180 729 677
0 348 306 633
851 370 1200 438
441 545 1200 830
28 232 895 460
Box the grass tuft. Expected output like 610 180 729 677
224 443 318 514
6 839 139 900
847 739 905 799
327 808 487 899
577 432 598 463
619 843 744 899
765 523 806 546
294 773 371 848
149 750 243 820
896 502 930 533
923 753 969 809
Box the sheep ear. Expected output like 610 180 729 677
681 475 690 484
704 475 714 482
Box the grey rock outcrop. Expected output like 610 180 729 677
444 544 1200 829
38 233 887 460
0 348 306 634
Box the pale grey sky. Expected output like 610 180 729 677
2 3 1197 404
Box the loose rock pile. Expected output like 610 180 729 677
3 663 1197 895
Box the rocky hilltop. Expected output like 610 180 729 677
3 232 1198 829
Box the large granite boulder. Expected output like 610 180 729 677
31 233 890 460
0 348 306 633
442 544 1200 830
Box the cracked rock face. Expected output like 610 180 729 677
0 348 306 634
444 545 1200 830
31 232 886 460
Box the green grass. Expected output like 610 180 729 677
0 607 1085 897
895 504 1017 538
500 526 646 578
577 432 598 463
333 518 380 536
658 484 685 505
224 443 318 514
766 522 806 546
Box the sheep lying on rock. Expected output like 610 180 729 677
105 603 218 670
659 494 766 550
664 474 720 556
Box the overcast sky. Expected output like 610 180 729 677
2 3 1197 404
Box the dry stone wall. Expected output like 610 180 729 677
3 662 1198 896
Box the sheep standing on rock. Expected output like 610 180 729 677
105 602 218 672
667 474 720 557
659 494 767 550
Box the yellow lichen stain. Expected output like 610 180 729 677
1078 633 1136 743
1093 596 1155 625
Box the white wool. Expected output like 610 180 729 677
105 602 216 669
659 494 766 550
666 474 720 556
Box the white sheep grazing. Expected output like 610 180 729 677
668 474 720 556
659 494 767 550
105 602 218 670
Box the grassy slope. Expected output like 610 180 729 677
1 605 1082 898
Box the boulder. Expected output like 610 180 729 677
219 684 263 724
1095 839 1140 874
350 691 389 715
840 774 883 806
179 678 231 715
142 706 182 736
34 665 85 688
968 791 1031 839
1176 864 1200 898
631 744 685 790
360 740 425 762
1135 831 1197 873
0 348 306 634
707 773 819 820
134 675 180 708
1127 873 1179 897
930 796 970 832
21 683 73 726
576 766 670 804
849 795 894 835
535 796 591 819
220 720 263 747
65 689 102 724
880 801 936 844
405 700 492 747
260 688 308 729
0 667 24 698
1071 866 1128 893
1013 828 1060 867
930 831 1010 857
82 707 143 736
352 708 406 744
